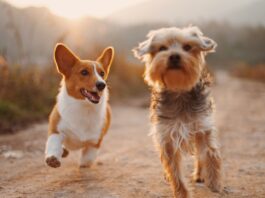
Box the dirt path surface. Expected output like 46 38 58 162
1 72 265 198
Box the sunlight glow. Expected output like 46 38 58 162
5 0 147 19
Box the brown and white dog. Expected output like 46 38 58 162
45 43 114 168
133 26 222 198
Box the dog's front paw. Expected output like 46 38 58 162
46 156 61 168
207 180 222 193
192 174 204 183
195 178 204 183
79 161 93 168
174 188 191 198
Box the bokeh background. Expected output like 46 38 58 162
0 0 265 132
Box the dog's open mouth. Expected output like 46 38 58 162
80 88 100 104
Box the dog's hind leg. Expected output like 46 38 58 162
195 130 222 192
79 145 98 168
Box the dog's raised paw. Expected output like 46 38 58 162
46 156 61 168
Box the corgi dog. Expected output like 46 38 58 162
45 43 114 168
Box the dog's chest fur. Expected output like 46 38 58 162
150 74 215 149
57 85 107 149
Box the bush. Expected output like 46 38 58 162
0 53 147 133
0 65 59 133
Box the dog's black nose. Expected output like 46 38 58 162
168 54 181 68
96 81 106 91
169 54 181 64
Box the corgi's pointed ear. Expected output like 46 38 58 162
54 43 79 78
97 47 114 76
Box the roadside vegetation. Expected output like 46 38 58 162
0 54 145 133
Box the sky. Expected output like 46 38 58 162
4 0 147 19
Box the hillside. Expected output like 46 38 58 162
0 0 264 66
0 1 109 65
228 0 265 26
109 0 265 26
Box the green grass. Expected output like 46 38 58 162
0 65 59 133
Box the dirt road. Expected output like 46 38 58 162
0 72 265 198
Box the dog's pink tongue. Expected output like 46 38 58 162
91 92 100 101
81 89 100 103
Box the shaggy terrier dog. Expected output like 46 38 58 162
133 26 222 198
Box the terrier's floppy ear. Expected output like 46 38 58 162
198 36 217 52
97 47 114 77
189 26 217 53
133 38 152 61
133 29 158 61
54 43 79 78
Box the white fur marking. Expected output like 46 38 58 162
45 133 64 159
151 114 215 153
92 63 105 92
93 63 104 82
57 82 107 150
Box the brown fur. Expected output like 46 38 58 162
145 39 204 91
49 44 113 136
54 44 112 100
96 104 111 147
159 136 190 198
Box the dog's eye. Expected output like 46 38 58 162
100 71 105 77
81 69 89 76
183 44 192 52
158 46 168 52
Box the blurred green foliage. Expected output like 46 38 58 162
0 65 59 133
